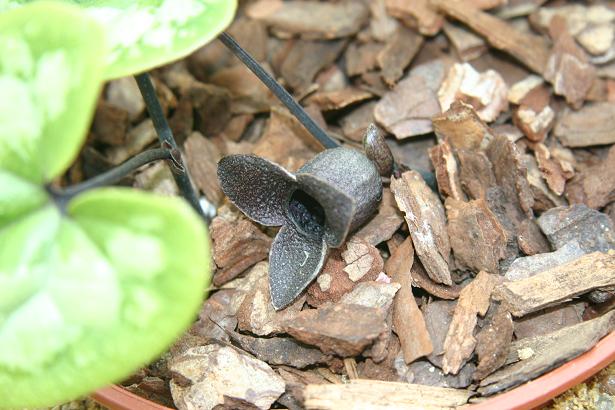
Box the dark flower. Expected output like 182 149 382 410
217 147 382 309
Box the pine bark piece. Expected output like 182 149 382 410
92 101 129 146
446 197 508 274
478 310 615 396
355 188 404 246
432 101 493 151
523 154 566 212
280 39 347 93
384 0 443 36
248 0 369 40
406 360 475 389
473 305 514 380
306 247 381 308
341 236 385 283
411 260 462 300
169 345 285 410
377 25 424 86
188 82 232 137
429 141 466 201
457 149 497 200
432 0 550 75
211 206 273 286
237 266 305 336
512 82 554 143
513 302 583 340
385 237 434 363
422 300 456 369
391 171 452 285
375 60 448 139
303 380 471 410
516 218 550 256
345 42 382 77
229 332 330 369
443 22 487 62
438 63 509 123
184 132 223 205
543 17 596 109
566 145 615 209
282 304 388 357
253 107 319 172
486 134 535 220
442 271 500 375
306 88 373 112
534 143 568 196
493 251 615 317
554 102 615 147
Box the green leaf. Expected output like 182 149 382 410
0 189 210 408
0 2 105 183
1 0 238 79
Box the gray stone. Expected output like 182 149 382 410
537 204 615 253
505 241 585 281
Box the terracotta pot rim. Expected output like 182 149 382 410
92 330 615 410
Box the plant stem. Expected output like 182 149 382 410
134 73 205 217
218 32 339 150
59 147 172 200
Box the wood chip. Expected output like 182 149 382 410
282 304 388 357
341 236 385 283
237 265 305 336
248 0 369 40
443 22 487 62
384 0 443 36
355 188 404 246
184 132 223 205
442 271 500 375
566 145 615 209
375 60 447 139
486 134 535 220
479 310 615 395
513 302 583 340
303 380 472 410
253 107 320 172
554 102 615 147
391 171 452 285
106 76 145 121
432 101 493 151
345 42 382 77
534 143 568 196
187 82 232 137
280 39 347 93
516 218 550 256
385 237 434 363
230 332 330 369
429 141 466 201
92 101 129 146
512 82 554 143
307 244 382 307
543 16 596 109
377 25 424 86
446 197 508 274
493 251 615 317
457 149 497 200
438 63 509 123
169 345 285 410
422 300 457 369
412 260 462 300
432 0 550 75
473 305 514 380
210 205 272 286
306 88 373 112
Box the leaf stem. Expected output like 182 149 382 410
218 32 339 150
58 147 173 200
134 73 205 217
